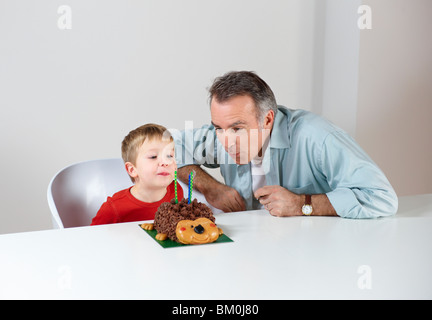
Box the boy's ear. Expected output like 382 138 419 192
125 162 137 179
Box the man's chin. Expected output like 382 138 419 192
230 154 250 165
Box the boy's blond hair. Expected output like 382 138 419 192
121 124 173 179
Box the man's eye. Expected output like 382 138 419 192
230 127 245 134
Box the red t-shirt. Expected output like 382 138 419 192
91 181 184 225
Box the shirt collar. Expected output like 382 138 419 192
269 106 291 149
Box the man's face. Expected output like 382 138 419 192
210 95 273 165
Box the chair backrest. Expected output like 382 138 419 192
47 158 132 228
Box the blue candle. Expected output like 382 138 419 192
188 171 194 204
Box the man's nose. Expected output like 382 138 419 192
224 132 239 148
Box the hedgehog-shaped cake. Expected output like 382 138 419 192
141 198 223 245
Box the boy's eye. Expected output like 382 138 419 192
148 155 157 159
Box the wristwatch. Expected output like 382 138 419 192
301 195 313 216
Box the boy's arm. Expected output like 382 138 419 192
177 165 246 212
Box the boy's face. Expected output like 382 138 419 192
126 138 176 189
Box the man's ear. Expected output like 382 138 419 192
263 110 274 129
263 110 275 129
125 162 137 180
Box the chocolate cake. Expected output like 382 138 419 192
153 198 215 243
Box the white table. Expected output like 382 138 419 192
1 194 432 300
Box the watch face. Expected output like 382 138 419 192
302 204 313 215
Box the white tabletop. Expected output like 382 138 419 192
1 193 432 300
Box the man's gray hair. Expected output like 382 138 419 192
208 71 278 124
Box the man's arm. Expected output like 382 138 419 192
255 127 399 219
320 132 398 218
254 186 338 217
178 165 246 212
173 124 246 212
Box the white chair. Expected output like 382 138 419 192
47 158 223 229
47 158 133 228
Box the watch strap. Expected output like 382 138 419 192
305 194 312 205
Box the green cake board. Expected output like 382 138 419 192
140 225 233 248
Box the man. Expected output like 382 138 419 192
174 71 398 218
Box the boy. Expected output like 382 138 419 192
91 124 183 225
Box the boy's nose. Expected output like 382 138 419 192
159 158 173 166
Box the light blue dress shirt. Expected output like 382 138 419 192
173 106 398 218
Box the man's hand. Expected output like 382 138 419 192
205 183 246 212
255 185 338 217
254 185 303 217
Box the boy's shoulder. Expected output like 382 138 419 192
91 187 133 225
107 187 132 203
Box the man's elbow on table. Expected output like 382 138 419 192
328 187 399 219
370 190 398 218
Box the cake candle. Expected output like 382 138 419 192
188 170 194 204
174 170 178 204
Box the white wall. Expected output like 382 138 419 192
356 0 432 196
1 0 430 234
305 0 432 198
0 0 318 234
312 0 361 137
